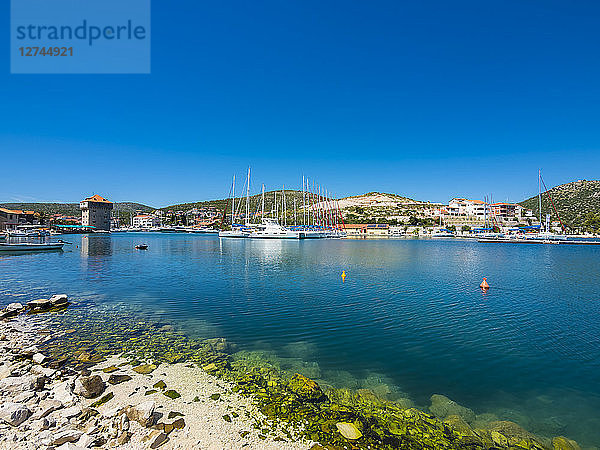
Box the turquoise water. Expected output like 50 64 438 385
1 233 600 446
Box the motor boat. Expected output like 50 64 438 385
0 242 64 251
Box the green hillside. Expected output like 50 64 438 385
0 202 155 225
162 190 315 214
519 180 600 232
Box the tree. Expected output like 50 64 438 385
461 225 471 232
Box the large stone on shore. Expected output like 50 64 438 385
288 373 326 402
0 302 24 319
34 399 63 419
33 353 47 364
429 394 475 423
0 363 16 380
27 298 53 310
125 401 156 427
552 436 581 450
27 294 68 311
50 294 68 305
336 422 362 440
147 430 169 448
0 402 31 426
0 374 44 393
52 429 83 445
74 375 105 398
56 444 86 450
52 380 76 406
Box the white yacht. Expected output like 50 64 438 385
219 225 252 238
248 218 300 239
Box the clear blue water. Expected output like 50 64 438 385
1 233 600 446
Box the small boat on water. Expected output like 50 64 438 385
135 244 148 250
0 242 64 251
431 228 455 238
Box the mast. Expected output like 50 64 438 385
246 167 250 226
274 191 277 219
294 197 297 226
231 175 235 225
538 169 543 232
261 184 265 218
302 176 306 227
282 185 287 226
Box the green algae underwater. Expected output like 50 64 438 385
34 303 579 450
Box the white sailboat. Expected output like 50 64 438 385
525 170 567 242
219 170 252 238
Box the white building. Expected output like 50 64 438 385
80 194 113 231
447 198 487 218
132 214 161 229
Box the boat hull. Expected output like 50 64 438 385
0 243 64 251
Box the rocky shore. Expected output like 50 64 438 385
0 297 587 449
0 300 311 449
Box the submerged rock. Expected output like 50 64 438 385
90 392 113 408
133 363 157 374
552 436 581 450
444 414 475 436
429 394 475 423
108 374 132 385
163 390 180 400
336 422 362 440
288 373 326 402
153 380 167 390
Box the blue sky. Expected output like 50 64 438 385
1 1 599 207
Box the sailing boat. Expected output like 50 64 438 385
525 170 567 242
431 209 455 238
219 170 252 238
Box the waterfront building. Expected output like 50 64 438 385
0 208 39 231
132 214 161 229
366 223 390 238
342 224 369 238
342 223 390 238
80 194 113 231
490 203 533 226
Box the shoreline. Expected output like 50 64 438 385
0 297 585 449
0 307 311 449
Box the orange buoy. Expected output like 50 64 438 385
341 271 346 281
480 277 490 289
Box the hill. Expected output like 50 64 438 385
162 190 311 218
519 180 600 232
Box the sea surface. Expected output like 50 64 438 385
1 233 600 446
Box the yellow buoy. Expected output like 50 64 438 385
341 270 346 281
480 277 490 290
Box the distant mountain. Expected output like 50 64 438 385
519 180 600 231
